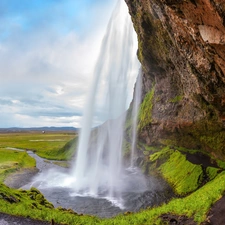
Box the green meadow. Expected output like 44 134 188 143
0 131 77 160
0 131 77 182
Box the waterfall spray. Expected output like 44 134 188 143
130 73 142 168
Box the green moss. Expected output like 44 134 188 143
160 117 225 161
0 183 100 224
200 132 225 156
150 147 203 195
217 160 225 169
206 167 220 181
122 139 131 158
132 4 172 70
150 146 171 162
138 86 155 131
160 151 203 195
169 95 183 103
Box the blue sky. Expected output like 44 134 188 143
0 0 138 128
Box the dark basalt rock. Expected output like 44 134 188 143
161 214 197 225
125 0 225 160
207 195 225 225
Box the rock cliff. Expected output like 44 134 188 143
125 0 225 160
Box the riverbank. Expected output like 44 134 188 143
4 168 39 189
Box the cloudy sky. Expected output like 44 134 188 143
0 0 138 128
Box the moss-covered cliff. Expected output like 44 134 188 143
125 0 225 160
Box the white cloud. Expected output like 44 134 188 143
0 9 111 128
0 0 139 128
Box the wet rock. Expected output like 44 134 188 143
207 195 225 225
161 214 197 225
0 212 58 225
0 193 19 203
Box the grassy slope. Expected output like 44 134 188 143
0 149 36 182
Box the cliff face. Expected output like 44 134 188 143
125 0 225 159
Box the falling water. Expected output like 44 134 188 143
130 73 142 168
72 0 139 199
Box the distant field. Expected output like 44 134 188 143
0 131 77 160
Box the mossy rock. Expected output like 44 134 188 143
148 146 222 196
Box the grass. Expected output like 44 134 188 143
0 148 36 182
0 132 77 160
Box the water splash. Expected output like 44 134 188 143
71 0 139 198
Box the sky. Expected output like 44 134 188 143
0 0 138 128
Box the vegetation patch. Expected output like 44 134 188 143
138 86 155 131
200 132 225 157
160 151 202 195
122 139 131 159
150 147 203 195
46 136 78 160
169 95 183 103
0 132 76 160
0 149 35 182
0 183 100 224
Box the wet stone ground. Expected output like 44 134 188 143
0 212 57 225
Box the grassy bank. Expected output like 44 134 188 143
0 148 36 182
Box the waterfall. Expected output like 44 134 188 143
130 73 142 168
71 0 139 198
27 0 163 215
